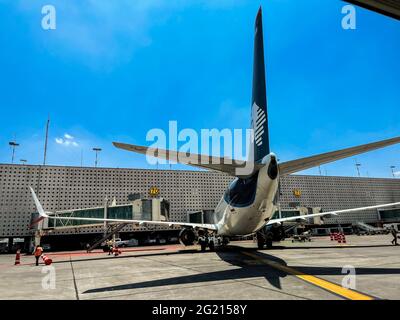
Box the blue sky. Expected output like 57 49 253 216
0 0 399 177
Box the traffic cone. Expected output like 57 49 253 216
338 233 342 243
112 247 122 256
330 233 334 241
14 249 21 266
41 255 52 265
342 233 347 243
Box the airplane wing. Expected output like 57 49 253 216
29 186 218 231
266 202 400 225
278 136 400 175
113 142 262 177
114 136 400 178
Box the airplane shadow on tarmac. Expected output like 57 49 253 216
82 245 400 295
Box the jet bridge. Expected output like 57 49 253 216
31 198 170 230
30 198 171 247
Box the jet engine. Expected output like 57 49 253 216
265 224 286 241
179 228 197 246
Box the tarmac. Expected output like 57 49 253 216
0 234 399 300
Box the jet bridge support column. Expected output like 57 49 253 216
87 223 128 252
34 218 46 247
34 230 45 247
103 197 108 237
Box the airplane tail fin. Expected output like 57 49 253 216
113 8 271 177
29 186 50 219
251 7 270 163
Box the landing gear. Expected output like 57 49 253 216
198 233 218 252
208 240 215 251
265 238 273 249
199 239 207 252
222 237 230 246
257 235 265 249
256 230 273 249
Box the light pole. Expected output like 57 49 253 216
93 148 102 168
9 141 19 164
355 161 361 177
43 116 50 166
391 166 396 178
20 159 27 164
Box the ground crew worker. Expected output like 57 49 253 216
107 240 113 255
391 226 398 246
33 245 43 266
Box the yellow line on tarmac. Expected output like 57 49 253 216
241 251 375 300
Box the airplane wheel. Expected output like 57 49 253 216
222 237 230 246
200 241 207 252
266 239 273 249
257 238 265 249
209 240 215 251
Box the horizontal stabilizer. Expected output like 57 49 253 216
279 136 400 175
113 142 262 177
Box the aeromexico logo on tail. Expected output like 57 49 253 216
253 102 266 146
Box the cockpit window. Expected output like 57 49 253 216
224 172 259 207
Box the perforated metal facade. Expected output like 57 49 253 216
1 163 400 237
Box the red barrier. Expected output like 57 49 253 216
334 233 339 241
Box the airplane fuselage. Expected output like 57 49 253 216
214 153 279 237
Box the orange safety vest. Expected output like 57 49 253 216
34 247 43 257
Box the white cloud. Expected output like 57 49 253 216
55 133 79 147
64 133 74 140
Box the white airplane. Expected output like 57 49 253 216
30 7 400 251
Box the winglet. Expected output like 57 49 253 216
29 186 49 218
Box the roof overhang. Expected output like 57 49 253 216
344 0 400 20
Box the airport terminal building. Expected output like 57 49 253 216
1 163 400 246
